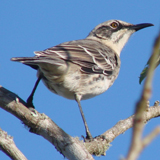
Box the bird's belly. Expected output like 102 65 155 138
80 76 114 100
42 78 76 100
42 73 115 100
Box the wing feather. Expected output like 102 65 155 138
12 39 120 76
34 39 120 76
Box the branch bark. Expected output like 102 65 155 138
0 85 160 160
0 128 27 160
0 86 94 160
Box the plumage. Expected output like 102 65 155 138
11 20 153 140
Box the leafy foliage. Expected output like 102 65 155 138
139 50 160 84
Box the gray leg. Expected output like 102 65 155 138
75 94 93 140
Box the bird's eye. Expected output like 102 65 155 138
110 22 118 29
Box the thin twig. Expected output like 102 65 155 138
126 31 160 160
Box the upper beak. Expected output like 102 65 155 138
129 23 154 31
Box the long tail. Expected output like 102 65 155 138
11 56 65 70
11 57 39 70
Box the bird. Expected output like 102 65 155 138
11 20 153 140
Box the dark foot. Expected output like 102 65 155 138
95 135 106 140
86 132 93 140
26 98 37 116
26 96 35 109
82 135 107 142
82 132 94 142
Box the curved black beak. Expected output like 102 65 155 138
130 23 154 31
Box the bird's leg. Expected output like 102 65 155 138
26 75 42 108
75 95 93 141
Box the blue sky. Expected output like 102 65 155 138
0 1 160 160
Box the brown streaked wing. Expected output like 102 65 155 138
34 39 118 75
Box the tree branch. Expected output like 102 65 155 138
0 128 27 160
0 86 94 160
1 85 160 159
126 31 160 160
102 104 160 143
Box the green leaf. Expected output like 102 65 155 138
139 50 160 84
139 66 149 84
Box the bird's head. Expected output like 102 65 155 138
87 20 153 56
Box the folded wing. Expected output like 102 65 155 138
11 39 120 76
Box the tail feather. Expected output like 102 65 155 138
11 57 40 70
11 57 65 70
11 57 39 63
